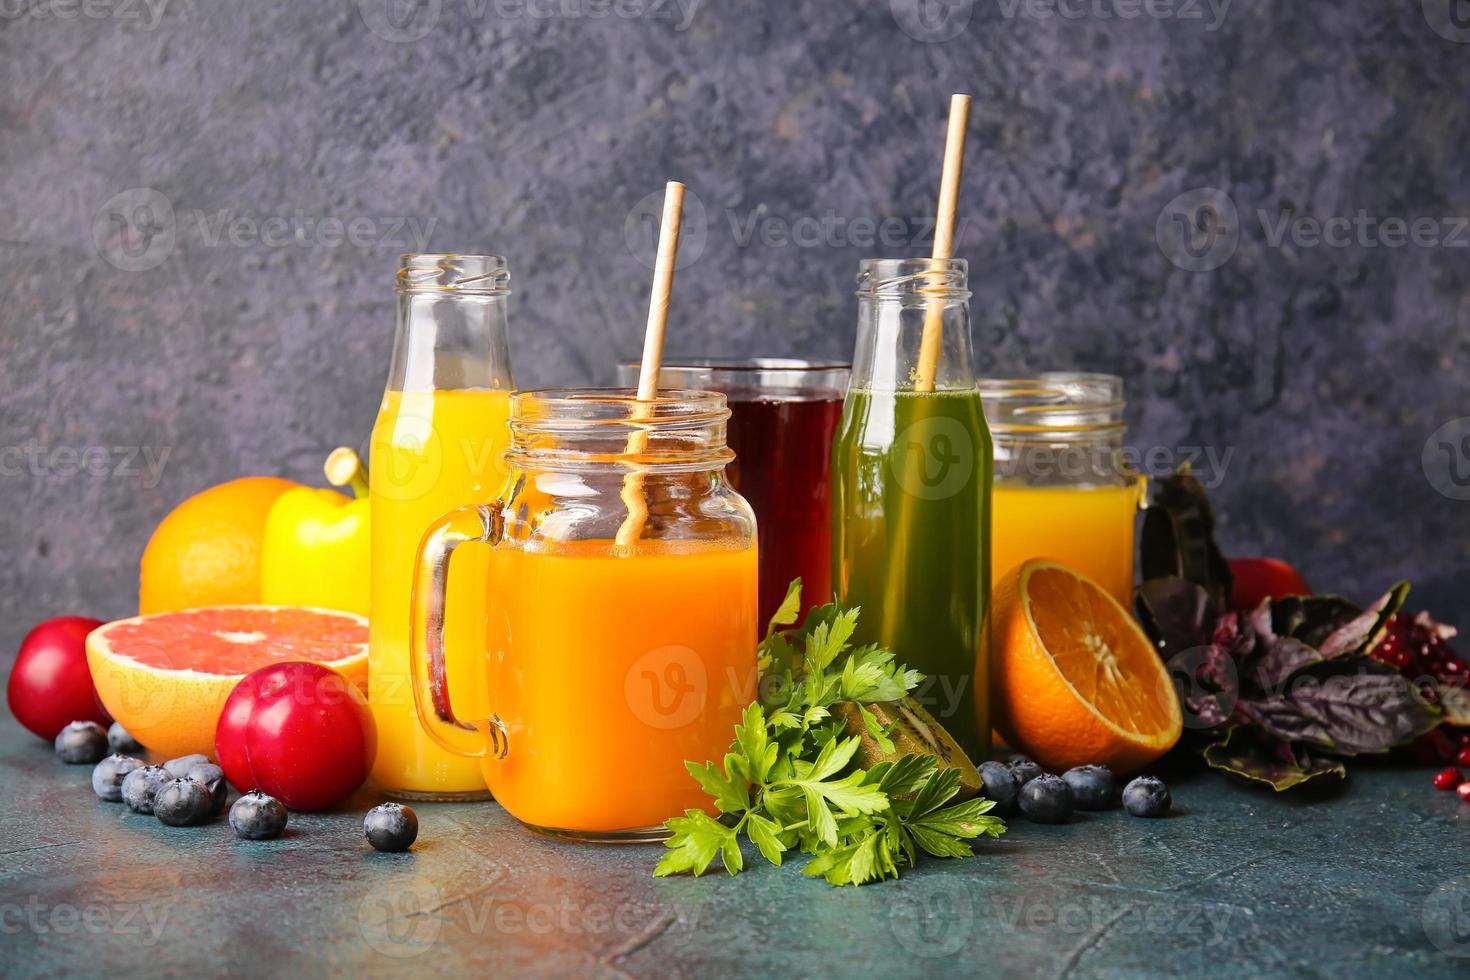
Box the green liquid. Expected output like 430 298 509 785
831 388 992 760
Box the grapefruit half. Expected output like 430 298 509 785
87 605 368 758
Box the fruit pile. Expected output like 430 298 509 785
977 757 1172 823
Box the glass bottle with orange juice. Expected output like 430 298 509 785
980 374 1143 606
408 388 758 840
368 254 514 800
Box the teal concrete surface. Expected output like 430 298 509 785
2 693 1467 978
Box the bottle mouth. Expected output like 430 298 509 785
856 257 969 298
979 373 1125 437
507 387 732 470
397 254 510 295
616 358 850 398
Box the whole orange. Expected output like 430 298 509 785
139 476 299 614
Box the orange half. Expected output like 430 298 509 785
991 560 1182 773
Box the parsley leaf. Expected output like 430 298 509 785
655 581 1006 886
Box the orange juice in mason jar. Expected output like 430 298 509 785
410 389 758 840
369 254 514 800
981 374 1143 607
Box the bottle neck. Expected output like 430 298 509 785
386 254 514 393
850 259 976 392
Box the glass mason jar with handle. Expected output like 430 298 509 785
981 373 1143 607
830 258 992 762
409 388 758 842
369 253 515 800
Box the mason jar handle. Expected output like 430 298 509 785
408 502 508 761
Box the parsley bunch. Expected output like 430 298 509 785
654 581 1005 886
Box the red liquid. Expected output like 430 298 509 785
724 395 844 625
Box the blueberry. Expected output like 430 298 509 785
153 778 214 827
163 754 211 779
364 803 419 853
107 722 143 754
977 761 1020 816
121 765 172 814
1122 776 1171 818
1062 765 1117 810
186 762 229 815
1009 758 1043 786
229 791 288 840
1018 773 1074 824
91 754 144 802
54 721 109 764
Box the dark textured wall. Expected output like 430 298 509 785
2 1 1467 627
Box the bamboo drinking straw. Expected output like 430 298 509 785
913 93 971 392
879 94 972 648
615 180 686 547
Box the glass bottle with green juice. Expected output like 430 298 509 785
831 257 991 760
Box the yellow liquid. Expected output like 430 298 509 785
990 483 1140 607
369 388 511 796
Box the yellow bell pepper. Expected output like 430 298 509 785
260 448 370 616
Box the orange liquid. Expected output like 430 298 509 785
483 538 758 833
990 482 1140 606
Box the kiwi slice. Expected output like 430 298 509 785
834 697 981 802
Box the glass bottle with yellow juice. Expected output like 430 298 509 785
368 254 514 800
981 374 1142 607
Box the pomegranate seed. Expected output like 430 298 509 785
1434 767 1464 791
1460 782 1470 803
1459 748 1470 767
1459 732 1470 748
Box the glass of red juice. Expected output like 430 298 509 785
619 358 849 624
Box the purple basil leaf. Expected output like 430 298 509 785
1247 664 1441 755
1250 635 1326 691
1315 584 1408 658
1201 726 1346 791
1138 470 1233 607
1136 576 1219 655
